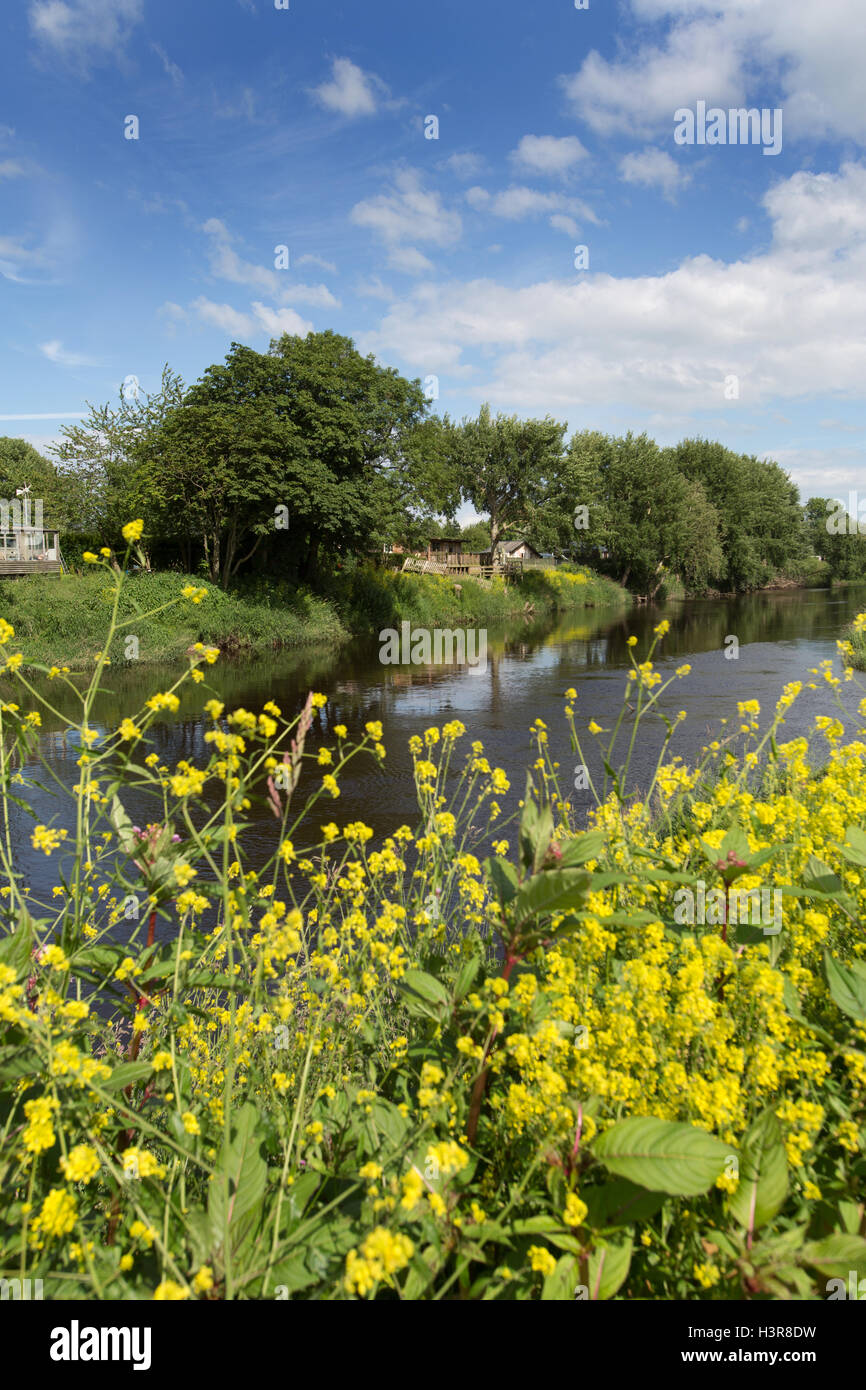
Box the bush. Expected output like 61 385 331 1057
0 564 863 1300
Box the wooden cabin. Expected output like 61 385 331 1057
495 538 544 563
0 525 62 576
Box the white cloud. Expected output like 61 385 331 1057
509 134 588 176
439 152 485 180
202 218 278 292
40 339 95 368
0 235 49 283
549 213 580 237
201 220 340 306
355 276 395 300
487 186 598 228
297 253 338 274
249 302 313 337
152 43 183 88
351 169 461 271
188 298 313 340
619 147 691 197
360 162 866 418
0 161 26 180
561 19 741 138
562 0 866 144
465 186 490 209
387 246 434 274
312 57 381 118
29 0 144 68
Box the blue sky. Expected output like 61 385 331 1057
2 0 865 517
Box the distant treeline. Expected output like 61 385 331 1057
0 329 852 594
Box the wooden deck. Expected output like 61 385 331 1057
0 559 62 576
402 554 546 580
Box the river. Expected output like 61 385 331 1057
9 583 866 908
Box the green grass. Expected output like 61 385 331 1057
0 571 348 671
0 562 628 672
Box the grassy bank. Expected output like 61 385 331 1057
0 563 628 672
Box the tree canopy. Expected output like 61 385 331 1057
15 330 831 595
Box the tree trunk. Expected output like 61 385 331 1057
227 532 264 586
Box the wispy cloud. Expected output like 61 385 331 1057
29 0 144 70
297 253 338 274
438 152 486 180
40 339 95 368
201 219 340 306
351 168 461 273
0 411 85 421
0 234 50 284
152 43 184 88
188 297 313 340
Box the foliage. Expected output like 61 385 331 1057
444 405 567 551
563 431 725 593
0 562 626 674
803 498 866 583
50 367 186 549
0 554 863 1300
0 571 346 670
142 333 431 587
0 439 74 531
667 439 808 592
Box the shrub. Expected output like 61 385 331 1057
0 551 863 1300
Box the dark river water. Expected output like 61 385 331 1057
10 584 866 911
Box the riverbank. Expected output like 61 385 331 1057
2 589 863 1301
0 563 628 672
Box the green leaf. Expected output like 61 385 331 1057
840 825 866 867
208 1102 267 1251
512 1215 564 1236
824 951 866 1021
400 970 449 1007
511 868 591 927
729 1109 788 1233
518 784 554 874
593 1117 730 1196
268 1251 317 1296
102 1061 153 1091
541 1253 580 1301
369 1097 409 1149
558 831 605 867
0 909 34 978
801 1235 866 1280
802 856 843 895
454 954 481 1001
583 1179 667 1229
587 1237 633 1300
484 856 518 907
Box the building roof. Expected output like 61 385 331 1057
498 537 540 554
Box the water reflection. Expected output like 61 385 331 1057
8 584 866 902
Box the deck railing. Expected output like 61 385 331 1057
0 530 62 574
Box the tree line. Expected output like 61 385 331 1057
0 329 857 594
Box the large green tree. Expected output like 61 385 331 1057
141 332 434 586
50 366 186 548
666 438 808 590
0 438 72 529
803 496 866 579
446 404 567 550
563 430 724 594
